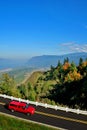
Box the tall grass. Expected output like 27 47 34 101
0 114 58 130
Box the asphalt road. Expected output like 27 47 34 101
0 97 87 130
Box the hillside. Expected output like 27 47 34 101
25 71 44 86
27 52 87 68
25 58 87 109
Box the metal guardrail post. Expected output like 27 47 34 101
19 98 21 102
77 109 80 114
27 100 29 104
45 103 47 108
11 96 13 100
35 102 38 106
66 107 68 112
4 94 6 98
55 105 57 110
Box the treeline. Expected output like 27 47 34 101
0 57 87 110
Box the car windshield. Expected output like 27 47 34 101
25 104 29 108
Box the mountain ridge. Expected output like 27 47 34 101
0 52 87 69
27 52 87 68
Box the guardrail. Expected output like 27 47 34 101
0 94 87 115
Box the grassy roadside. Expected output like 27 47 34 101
0 113 59 130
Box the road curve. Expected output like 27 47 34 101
0 97 87 130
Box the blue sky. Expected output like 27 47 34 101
0 0 87 59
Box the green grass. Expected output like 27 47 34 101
0 113 58 130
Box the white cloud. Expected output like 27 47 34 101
60 42 87 53
61 42 74 46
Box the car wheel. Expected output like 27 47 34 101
27 113 31 116
11 109 14 112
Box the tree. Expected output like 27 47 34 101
63 57 69 64
18 84 27 98
29 90 36 101
79 58 83 66
0 73 19 96
57 60 62 68
63 62 70 70
70 62 77 72
64 70 82 83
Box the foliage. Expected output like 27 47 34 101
0 73 20 97
47 58 87 109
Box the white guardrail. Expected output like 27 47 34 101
0 94 87 115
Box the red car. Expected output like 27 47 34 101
8 100 35 115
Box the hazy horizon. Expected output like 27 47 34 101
0 52 87 60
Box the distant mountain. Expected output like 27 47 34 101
0 58 27 70
1 53 87 70
27 53 87 68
